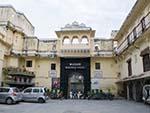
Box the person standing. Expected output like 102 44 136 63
77 90 82 99
70 90 73 99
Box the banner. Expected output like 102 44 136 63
91 78 100 90
52 78 60 89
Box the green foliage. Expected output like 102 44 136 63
2 68 9 76
2 68 9 81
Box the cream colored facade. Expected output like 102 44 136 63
114 0 150 101
115 0 150 78
0 5 118 95
0 0 149 99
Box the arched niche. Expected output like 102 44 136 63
63 36 70 44
81 36 89 44
72 36 79 44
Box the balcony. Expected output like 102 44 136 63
3 67 35 76
60 48 90 57
11 49 57 58
62 44 89 49
4 79 35 86
38 50 57 57
116 12 150 55
2 67 35 86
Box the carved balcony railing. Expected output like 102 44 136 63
116 12 150 55
11 49 57 58
2 67 35 86
60 48 90 57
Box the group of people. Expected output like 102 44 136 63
69 90 83 99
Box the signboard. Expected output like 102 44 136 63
65 63 85 69
52 78 60 89
50 70 57 78
93 70 103 78
91 78 100 90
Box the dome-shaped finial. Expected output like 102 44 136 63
72 21 79 26
80 23 86 27
65 24 71 28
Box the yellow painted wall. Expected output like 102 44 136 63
12 32 24 51
118 35 150 79
6 56 19 67
33 57 60 89
91 57 118 94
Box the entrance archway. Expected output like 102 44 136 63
60 58 91 99
68 72 84 97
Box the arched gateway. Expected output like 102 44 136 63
68 72 84 97
60 58 91 99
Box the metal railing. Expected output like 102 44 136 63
12 49 57 57
4 79 35 85
3 67 35 77
116 12 150 54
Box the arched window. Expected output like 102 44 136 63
72 36 79 44
81 36 88 44
63 36 70 44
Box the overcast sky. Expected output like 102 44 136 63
0 0 137 39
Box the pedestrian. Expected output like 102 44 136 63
72 89 75 99
77 90 82 99
70 90 73 99
74 90 78 99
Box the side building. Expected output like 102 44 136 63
0 5 35 89
115 0 150 101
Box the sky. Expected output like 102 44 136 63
0 0 137 39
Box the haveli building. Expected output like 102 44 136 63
0 0 150 100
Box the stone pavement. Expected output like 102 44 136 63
0 100 149 113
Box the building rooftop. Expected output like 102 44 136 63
60 21 92 31
0 5 34 28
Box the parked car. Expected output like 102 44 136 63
21 87 49 103
143 85 150 104
0 87 22 104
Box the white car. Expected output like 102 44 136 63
142 85 150 104
21 87 49 103
0 87 22 104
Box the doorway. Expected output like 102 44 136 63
60 58 91 99
68 72 84 97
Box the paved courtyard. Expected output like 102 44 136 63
0 100 149 113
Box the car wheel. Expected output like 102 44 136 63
6 98 13 105
38 98 45 103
